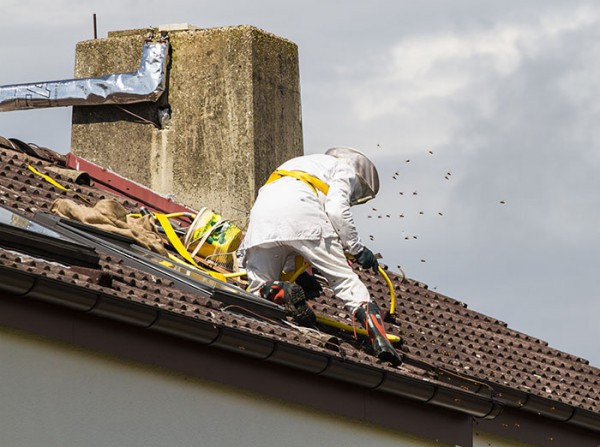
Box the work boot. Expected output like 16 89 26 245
260 281 316 326
354 302 403 366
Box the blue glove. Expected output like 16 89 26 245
356 247 379 273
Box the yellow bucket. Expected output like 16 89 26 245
184 208 242 268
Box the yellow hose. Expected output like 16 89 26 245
222 271 248 278
287 260 312 283
316 314 400 343
378 266 396 316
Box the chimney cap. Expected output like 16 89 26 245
158 23 200 32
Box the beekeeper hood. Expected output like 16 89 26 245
326 147 379 205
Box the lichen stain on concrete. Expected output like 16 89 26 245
150 128 173 194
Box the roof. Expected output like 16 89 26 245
1 138 599 436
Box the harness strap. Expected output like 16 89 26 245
154 212 226 282
265 169 329 196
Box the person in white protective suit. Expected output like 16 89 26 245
241 147 402 365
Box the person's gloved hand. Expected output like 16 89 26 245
356 247 379 273
295 271 323 300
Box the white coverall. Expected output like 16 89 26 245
240 154 371 311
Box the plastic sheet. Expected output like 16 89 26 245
0 40 168 112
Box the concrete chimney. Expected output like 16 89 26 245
71 25 303 226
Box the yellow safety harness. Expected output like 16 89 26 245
265 169 329 196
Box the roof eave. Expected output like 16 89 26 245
8 263 600 430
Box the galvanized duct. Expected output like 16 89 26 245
0 39 168 112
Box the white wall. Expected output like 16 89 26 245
0 326 446 447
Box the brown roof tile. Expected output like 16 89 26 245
1 142 599 421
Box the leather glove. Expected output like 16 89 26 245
356 247 379 273
295 271 323 300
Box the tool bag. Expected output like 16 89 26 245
183 207 242 268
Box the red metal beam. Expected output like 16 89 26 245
66 153 197 218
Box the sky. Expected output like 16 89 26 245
1 1 599 367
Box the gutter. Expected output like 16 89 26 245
491 383 600 432
0 264 497 420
